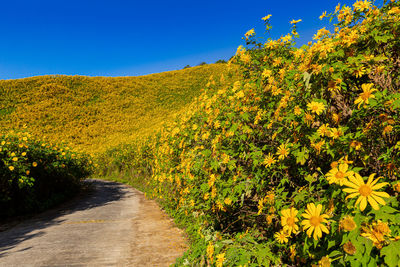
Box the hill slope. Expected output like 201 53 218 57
0 64 236 154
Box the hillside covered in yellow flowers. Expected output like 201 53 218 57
98 1 400 266
0 63 235 154
2 0 400 266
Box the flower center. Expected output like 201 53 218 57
358 185 372 196
310 216 321 227
361 91 371 100
335 171 345 180
286 217 295 226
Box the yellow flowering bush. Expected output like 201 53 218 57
0 131 93 218
2 0 398 265
105 1 400 266
0 64 235 154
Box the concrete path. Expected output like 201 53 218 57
0 179 187 267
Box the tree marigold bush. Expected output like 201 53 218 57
0 131 93 218
108 1 400 266
0 64 235 154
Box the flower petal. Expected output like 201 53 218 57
367 196 380 210
306 226 314 237
370 194 386 206
359 197 367 211
315 204 322 216
343 188 358 193
354 173 365 186
320 224 329 234
314 227 322 240
372 191 390 198
371 182 388 190
366 173 376 186
308 203 316 214
345 192 360 200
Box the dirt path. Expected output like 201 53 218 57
0 179 187 267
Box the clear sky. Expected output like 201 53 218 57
0 0 366 79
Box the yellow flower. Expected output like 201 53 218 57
9 166 15 171
307 101 325 115
317 124 331 137
353 65 366 78
339 215 357 231
276 143 290 160
350 140 362 150
332 113 341 125
274 230 289 243
313 28 330 40
319 11 327 20
343 173 390 211
394 183 400 193
208 174 216 188
263 153 276 167
281 207 299 235
12 157 18 162
216 253 225 267
361 220 391 249
224 198 232 206
281 34 292 43
266 214 274 225
335 3 341 12
353 0 371 12
206 242 214 261
383 125 393 136
262 14 272 21
245 28 255 38
311 140 325 154
326 163 354 185
343 241 356 255
32 162 38 167
388 6 400 15
290 19 302 24
330 127 343 139
318 256 331 267
301 203 330 240
265 191 275 204
262 69 272 78
257 199 264 215
293 106 302 116
289 244 296 262
354 83 377 108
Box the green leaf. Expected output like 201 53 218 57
393 99 400 109
327 239 336 250
303 72 312 89
381 241 400 267
294 147 309 165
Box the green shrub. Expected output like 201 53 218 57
0 131 93 218
99 1 400 266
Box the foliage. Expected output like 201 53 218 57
108 1 400 266
0 64 235 154
0 131 93 218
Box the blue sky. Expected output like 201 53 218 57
0 0 365 79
